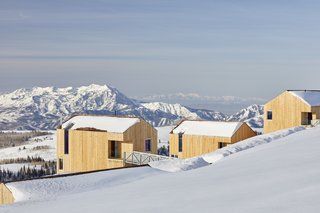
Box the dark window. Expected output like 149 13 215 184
64 130 69 154
145 139 151 152
110 141 120 158
178 133 183 152
267 111 273 120
308 113 313 125
218 142 227 149
59 158 63 170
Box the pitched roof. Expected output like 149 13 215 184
288 90 320 107
61 115 140 133
172 120 243 137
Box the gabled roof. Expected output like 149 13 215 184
61 115 140 133
288 90 320 107
172 120 243 137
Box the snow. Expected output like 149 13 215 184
2 126 320 212
149 157 210 172
172 120 243 137
155 126 174 148
150 126 304 172
62 115 140 133
289 90 320 106
0 133 56 161
142 102 200 119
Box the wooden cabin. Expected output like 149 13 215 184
264 90 320 133
169 120 256 159
0 183 14 205
57 115 157 174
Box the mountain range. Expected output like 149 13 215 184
0 84 264 130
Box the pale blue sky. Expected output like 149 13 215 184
1 0 320 101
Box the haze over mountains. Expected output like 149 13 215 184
135 93 266 114
0 84 264 130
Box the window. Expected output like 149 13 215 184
145 139 151 152
178 133 183 152
59 158 63 170
218 142 227 149
267 111 273 120
110 141 120 158
64 130 69 154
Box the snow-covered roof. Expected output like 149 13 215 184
172 120 243 137
61 115 140 133
289 90 320 106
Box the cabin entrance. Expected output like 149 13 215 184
109 140 121 159
301 112 313 125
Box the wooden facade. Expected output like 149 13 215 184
264 91 320 133
57 116 157 174
169 121 256 159
0 183 14 205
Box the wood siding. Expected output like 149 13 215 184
264 91 312 133
231 123 257 143
169 123 256 159
311 106 320 120
0 183 14 205
57 118 157 174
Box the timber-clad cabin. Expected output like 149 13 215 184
57 115 157 174
169 120 256 159
264 90 320 133
0 183 14 205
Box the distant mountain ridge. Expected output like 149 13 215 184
0 84 264 130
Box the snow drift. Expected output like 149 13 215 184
149 126 305 172
2 126 320 213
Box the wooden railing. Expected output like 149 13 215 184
124 151 170 165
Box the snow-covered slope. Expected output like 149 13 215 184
142 102 226 121
2 127 320 212
0 84 263 130
0 133 56 161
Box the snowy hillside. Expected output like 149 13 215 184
0 84 263 130
227 104 264 128
2 127 320 212
0 133 56 161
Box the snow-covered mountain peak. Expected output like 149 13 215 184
0 84 264 130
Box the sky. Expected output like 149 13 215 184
1 0 320 103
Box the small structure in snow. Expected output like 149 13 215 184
0 183 14 205
57 115 157 174
264 90 320 133
169 120 256 158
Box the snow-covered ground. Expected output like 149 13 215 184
0 133 56 162
150 126 304 172
155 126 174 148
2 126 320 212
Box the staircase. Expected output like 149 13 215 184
311 119 320 127
123 151 170 166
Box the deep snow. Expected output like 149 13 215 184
172 120 243 137
289 90 320 106
149 126 304 172
62 115 140 133
2 126 320 213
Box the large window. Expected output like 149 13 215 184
110 141 120 158
145 139 151 152
64 130 69 154
267 111 273 120
59 158 63 170
178 133 183 152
